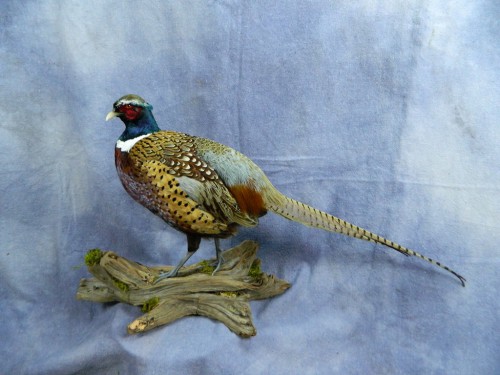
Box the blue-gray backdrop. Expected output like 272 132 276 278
1 1 498 374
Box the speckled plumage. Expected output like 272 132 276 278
115 131 258 237
107 94 465 285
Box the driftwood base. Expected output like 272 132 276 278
76 240 290 337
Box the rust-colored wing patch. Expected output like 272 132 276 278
229 184 267 217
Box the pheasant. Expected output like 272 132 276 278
106 94 465 286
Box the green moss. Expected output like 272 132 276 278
218 291 239 298
85 248 104 267
112 278 129 292
248 259 263 278
199 260 215 275
141 297 160 313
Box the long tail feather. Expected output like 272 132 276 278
266 193 466 286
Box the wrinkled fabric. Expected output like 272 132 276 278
1 1 498 374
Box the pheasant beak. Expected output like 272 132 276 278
105 111 120 121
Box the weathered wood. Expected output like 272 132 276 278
76 240 290 337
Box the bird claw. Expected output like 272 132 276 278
211 253 225 275
154 269 178 284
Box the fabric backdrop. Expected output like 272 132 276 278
1 1 498 374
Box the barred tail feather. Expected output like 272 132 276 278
267 193 466 287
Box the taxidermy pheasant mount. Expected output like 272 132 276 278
105 94 465 287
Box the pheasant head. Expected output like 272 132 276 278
106 94 160 141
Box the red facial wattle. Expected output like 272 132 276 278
119 104 143 121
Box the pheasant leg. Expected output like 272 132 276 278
155 235 201 282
